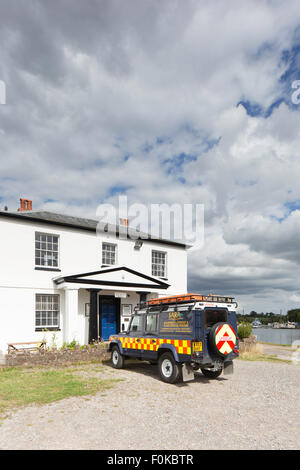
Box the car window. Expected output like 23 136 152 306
129 315 143 332
205 308 227 327
145 314 159 332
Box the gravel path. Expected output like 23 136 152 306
261 343 299 361
0 359 299 450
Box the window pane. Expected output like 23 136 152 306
102 243 116 265
146 314 158 332
152 251 166 277
35 233 59 268
35 294 59 328
130 315 143 332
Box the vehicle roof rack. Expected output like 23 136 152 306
146 293 235 306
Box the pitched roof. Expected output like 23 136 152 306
0 209 188 248
53 265 170 289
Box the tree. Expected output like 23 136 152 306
287 309 300 323
249 311 257 317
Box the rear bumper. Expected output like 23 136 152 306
189 350 238 366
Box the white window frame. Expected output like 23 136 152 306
35 294 60 329
102 242 117 266
152 250 167 278
35 232 60 269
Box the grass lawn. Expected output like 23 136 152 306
238 351 292 363
238 342 297 363
0 365 121 418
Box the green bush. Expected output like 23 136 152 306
238 322 252 339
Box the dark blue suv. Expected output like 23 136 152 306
109 293 239 383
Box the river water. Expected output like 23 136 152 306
252 327 300 345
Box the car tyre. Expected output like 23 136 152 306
111 345 124 369
208 322 236 358
158 352 181 384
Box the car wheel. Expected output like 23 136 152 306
201 367 223 379
158 352 181 383
111 345 124 369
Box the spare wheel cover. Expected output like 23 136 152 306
211 322 236 357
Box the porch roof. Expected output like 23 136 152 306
53 265 170 291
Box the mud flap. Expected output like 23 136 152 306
182 363 195 382
224 360 234 375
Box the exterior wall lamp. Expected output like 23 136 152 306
134 240 143 250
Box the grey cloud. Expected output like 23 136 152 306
223 211 300 264
1 1 300 312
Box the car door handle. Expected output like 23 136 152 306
151 339 156 344
136 339 140 343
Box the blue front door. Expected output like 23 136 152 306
101 297 117 340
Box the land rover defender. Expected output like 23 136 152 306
109 293 239 383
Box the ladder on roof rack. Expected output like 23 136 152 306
134 293 236 314
146 293 235 306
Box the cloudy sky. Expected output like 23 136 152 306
1 0 300 314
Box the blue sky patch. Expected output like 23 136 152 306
285 200 300 213
162 152 197 174
108 185 133 197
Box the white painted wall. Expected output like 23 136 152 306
0 286 64 351
0 214 188 352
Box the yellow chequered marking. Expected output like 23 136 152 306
110 336 191 355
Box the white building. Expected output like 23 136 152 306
0 199 188 353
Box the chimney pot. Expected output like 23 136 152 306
119 218 129 226
18 198 32 212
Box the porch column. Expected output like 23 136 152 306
64 287 79 344
88 289 100 343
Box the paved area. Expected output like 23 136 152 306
260 343 300 362
0 358 299 450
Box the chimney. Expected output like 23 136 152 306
119 218 129 226
18 198 32 212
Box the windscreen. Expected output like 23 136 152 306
205 308 227 327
